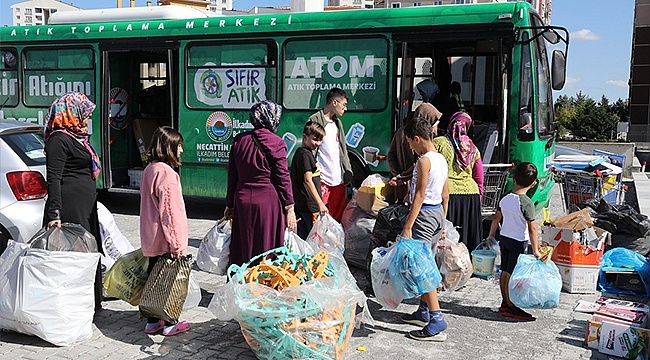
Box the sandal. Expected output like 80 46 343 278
162 320 191 336
144 319 165 334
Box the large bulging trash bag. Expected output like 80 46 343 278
371 204 410 248
97 202 135 274
580 198 650 237
0 240 100 346
29 223 98 253
370 245 404 308
342 196 376 269
389 237 442 299
508 254 561 309
599 247 650 298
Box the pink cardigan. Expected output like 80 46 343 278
139 162 188 257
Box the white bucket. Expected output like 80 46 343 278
471 249 497 276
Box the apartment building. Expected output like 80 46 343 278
629 0 650 143
375 0 551 25
329 0 374 8
10 0 79 26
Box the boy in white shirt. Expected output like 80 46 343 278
399 117 450 341
488 162 542 321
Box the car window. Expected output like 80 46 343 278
2 132 46 166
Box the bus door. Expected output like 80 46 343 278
99 43 179 191
394 33 510 165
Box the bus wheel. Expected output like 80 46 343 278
348 150 371 189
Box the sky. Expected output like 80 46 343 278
0 0 635 101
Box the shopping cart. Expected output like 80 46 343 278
555 171 602 213
554 169 626 213
481 164 511 219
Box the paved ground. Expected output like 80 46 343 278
0 181 635 359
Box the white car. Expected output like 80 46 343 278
0 119 47 253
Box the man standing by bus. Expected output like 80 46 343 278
307 88 353 222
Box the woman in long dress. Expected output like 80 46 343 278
225 101 297 266
433 111 484 251
43 91 103 311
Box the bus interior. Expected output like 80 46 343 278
103 46 178 190
395 34 510 165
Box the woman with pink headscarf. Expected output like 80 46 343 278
433 112 484 250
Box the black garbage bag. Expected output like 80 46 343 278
29 223 98 253
579 199 650 238
371 203 410 248
610 233 650 257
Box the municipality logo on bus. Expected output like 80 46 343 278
206 111 233 143
194 63 266 108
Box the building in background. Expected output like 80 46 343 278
375 0 550 25
629 0 650 143
9 0 79 26
329 0 374 8
208 0 233 11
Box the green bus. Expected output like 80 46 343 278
0 1 567 210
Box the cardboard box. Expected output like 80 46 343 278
128 169 143 188
599 321 650 359
542 226 608 266
601 299 650 316
603 271 649 297
556 264 599 294
595 306 648 328
132 118 160 165
585 319 601 349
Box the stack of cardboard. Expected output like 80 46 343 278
580 298 650 359
541 208 610 293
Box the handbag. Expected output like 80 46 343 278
139 255 193 323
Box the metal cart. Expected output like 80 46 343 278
555 170 603 213
481 164 511 219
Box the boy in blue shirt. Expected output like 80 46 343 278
290 121 328 239
399 117 450 341
488 162 542 321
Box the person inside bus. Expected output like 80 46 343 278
417 78 459 134
307 88 353 222
224 101 296 266
43 91 104 313
388 103 443 203
433 111 484 251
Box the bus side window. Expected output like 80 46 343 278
518 33 534 140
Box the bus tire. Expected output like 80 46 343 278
348 149 371 189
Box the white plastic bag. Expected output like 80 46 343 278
97 202 135 275
196 219 231 275
306 214 345 254
182 272 201 311
284 229 314 256
0 241 100 346
370 245 403 309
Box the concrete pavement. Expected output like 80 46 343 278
0 180 636 360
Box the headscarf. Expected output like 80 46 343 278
250 100 282 132
416 79 440 103
414 103 442 126
446 111 478 171
44 92 100 180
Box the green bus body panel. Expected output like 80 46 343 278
1 2 559 204
0 4 530 43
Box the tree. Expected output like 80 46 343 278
554 92 623 141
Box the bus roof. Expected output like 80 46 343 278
0 2 534 43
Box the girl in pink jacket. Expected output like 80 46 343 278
139 126 190 336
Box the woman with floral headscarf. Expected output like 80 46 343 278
433 112 484 250
43 91 104 311
224 100 296 265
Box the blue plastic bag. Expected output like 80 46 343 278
508 254 561 309
599 247 650 298
388 237 442 299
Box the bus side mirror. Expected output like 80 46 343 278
551 50 566 90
